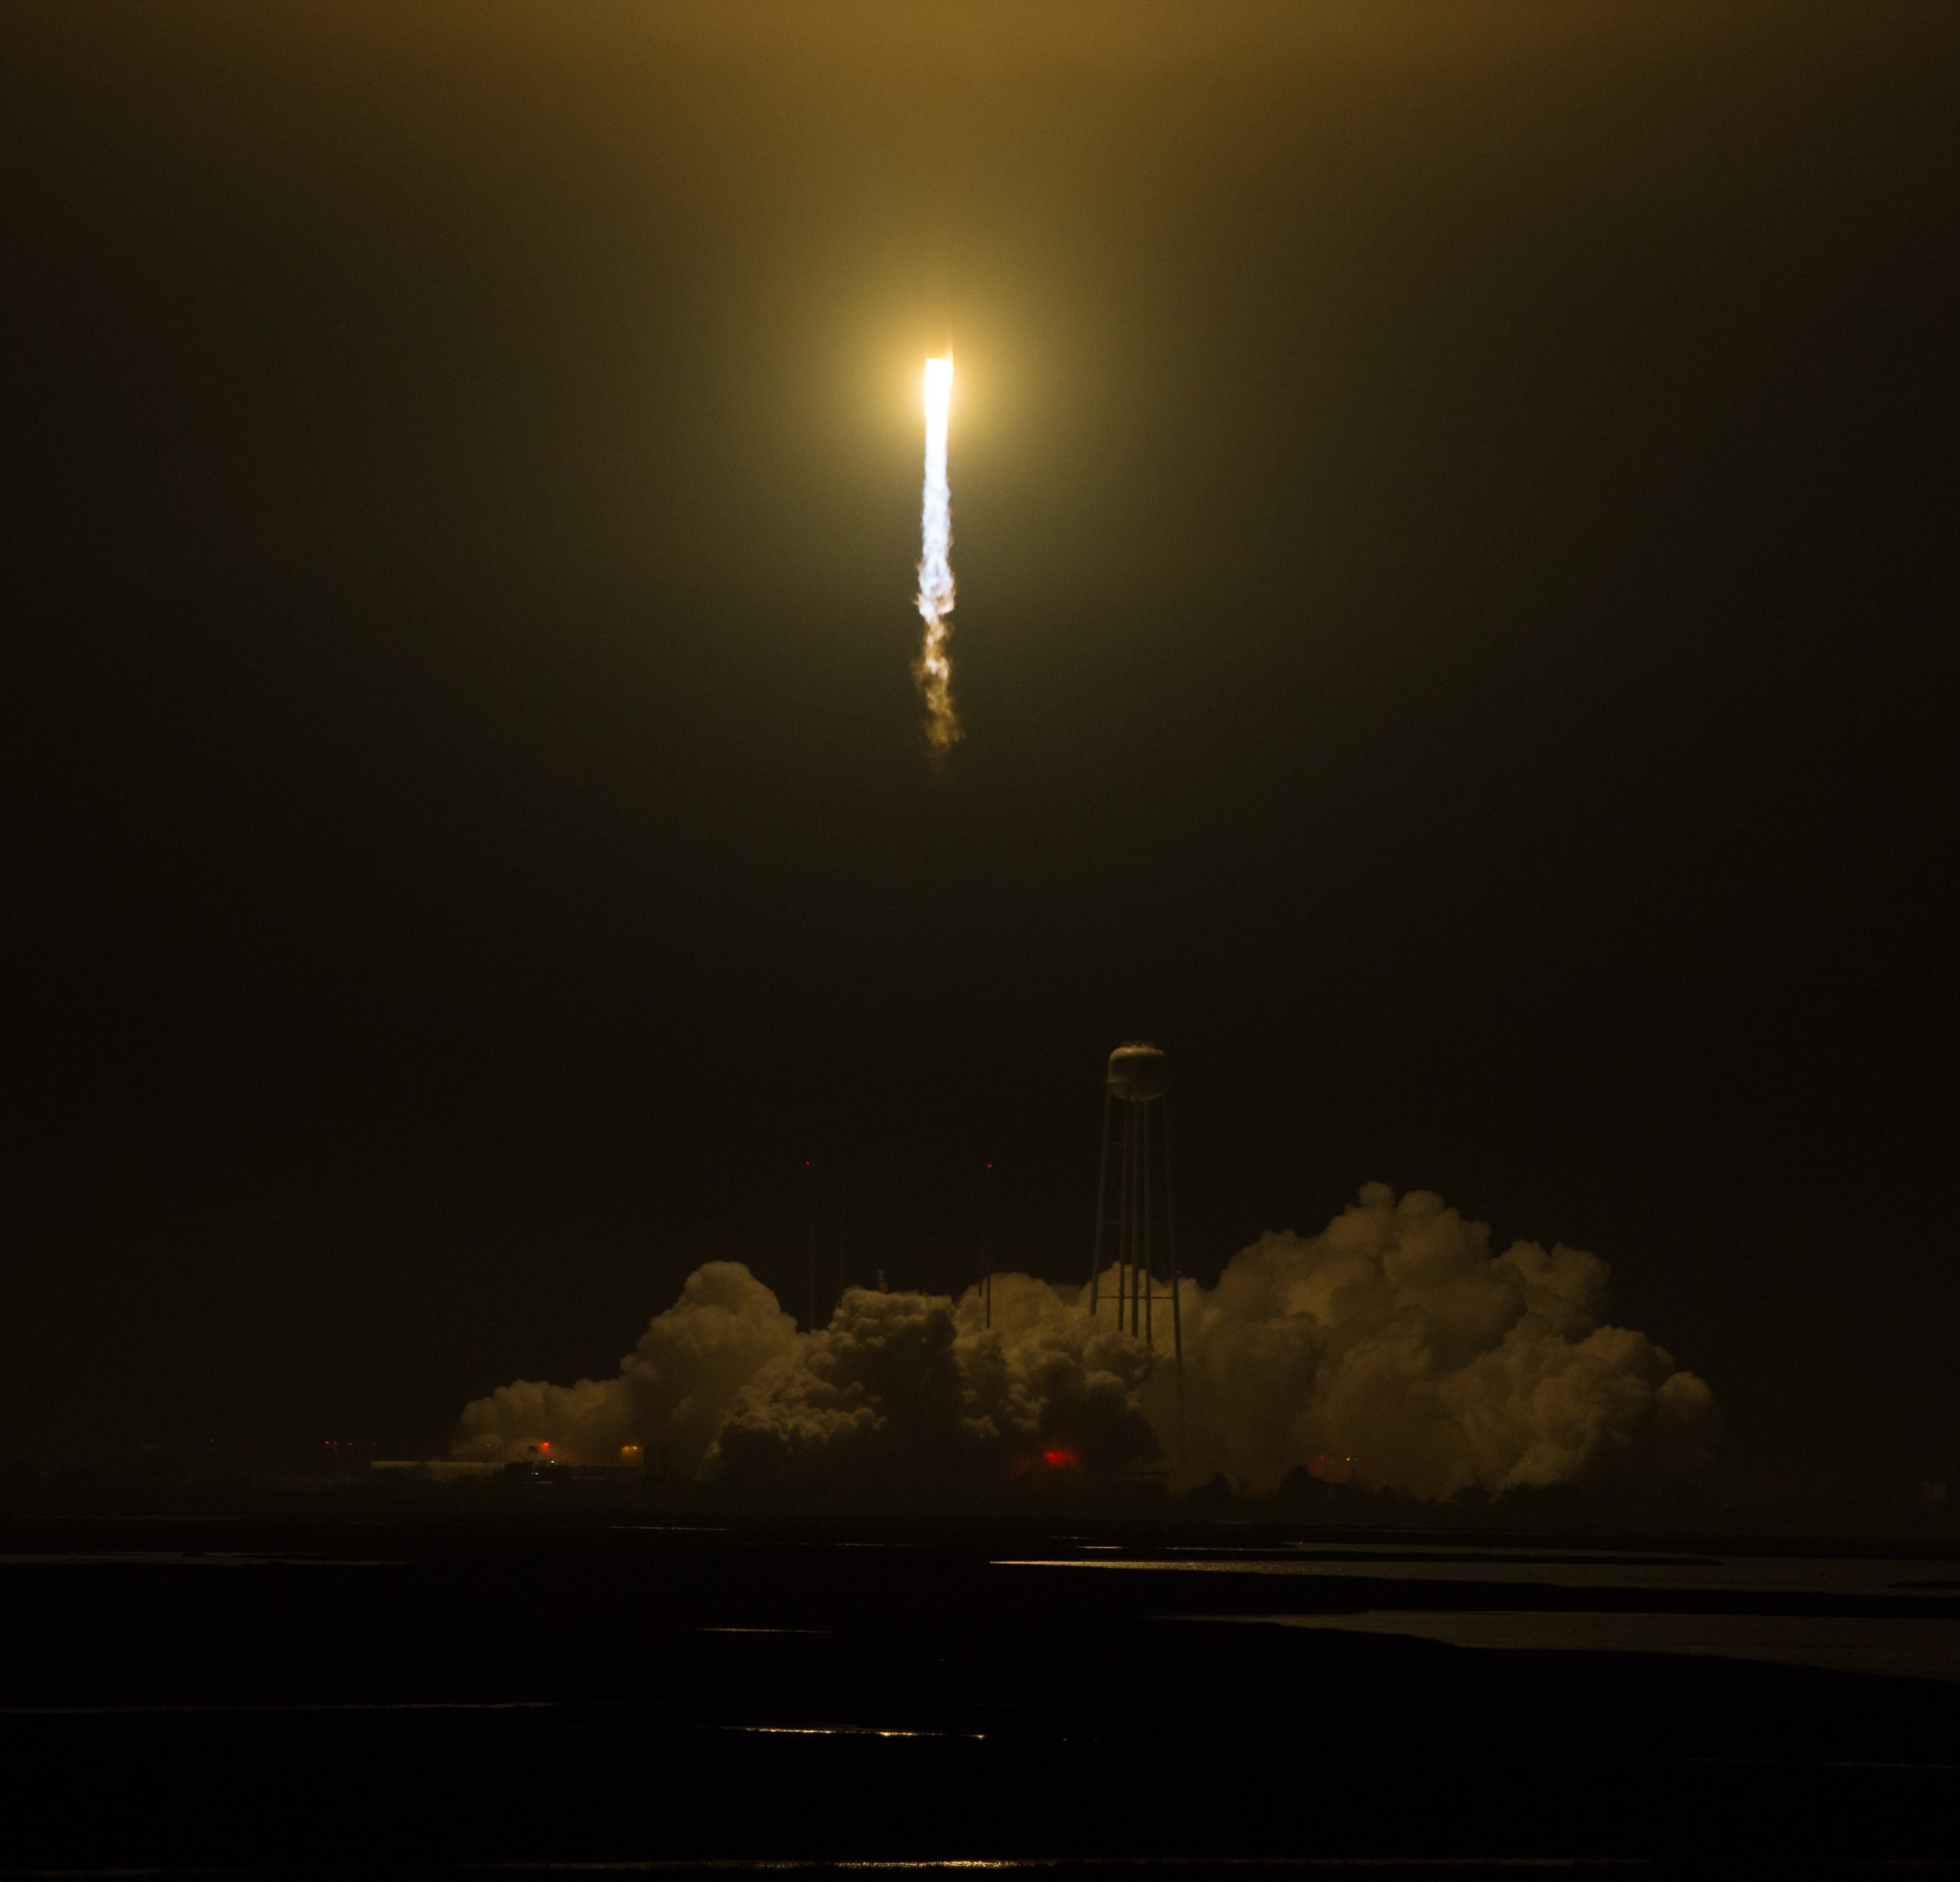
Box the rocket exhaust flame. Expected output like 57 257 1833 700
914 354 959 754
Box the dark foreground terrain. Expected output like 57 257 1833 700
3 1507 1956 1877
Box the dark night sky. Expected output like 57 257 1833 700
6 3 1955 1487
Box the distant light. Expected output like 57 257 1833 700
1042 1447 1079 1469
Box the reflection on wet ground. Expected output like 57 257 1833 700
1000 1542 1960 1682
0 1550 406 1566
727 1723 987 1739
1193 1608 1960 1684
1 1513 1954 1873
999 1546 1960 1597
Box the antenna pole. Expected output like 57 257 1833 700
1089 1089 1113 1314
982 1161 994 1330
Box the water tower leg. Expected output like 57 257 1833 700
1142 1100 1154 1351
1162 1094 1182 1369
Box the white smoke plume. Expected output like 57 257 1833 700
453 1185 1717 1500
453 1261 797 1474
1168 1183 1717 1498
913 354 958 754
709 1277 1158 1492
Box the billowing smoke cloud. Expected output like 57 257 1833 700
710 1276 1158 1492
1167 1182 1717 1498
454 1185 1717 1500
454 1261 798 1474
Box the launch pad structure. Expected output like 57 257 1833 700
1088 1042 1181 1365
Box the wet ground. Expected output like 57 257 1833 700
2 1511 1956 1876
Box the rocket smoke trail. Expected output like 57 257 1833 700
914 355 959 754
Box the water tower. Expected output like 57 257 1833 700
1088 1042 1181 1363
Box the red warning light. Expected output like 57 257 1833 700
1042 1447 1079 1469
538 1442 550 1453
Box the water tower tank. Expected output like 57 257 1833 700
1105 1042 1167 1104
1090 1041 1179 1364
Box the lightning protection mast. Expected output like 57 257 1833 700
1088 1042 1181 1366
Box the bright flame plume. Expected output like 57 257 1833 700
914 354 959 754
